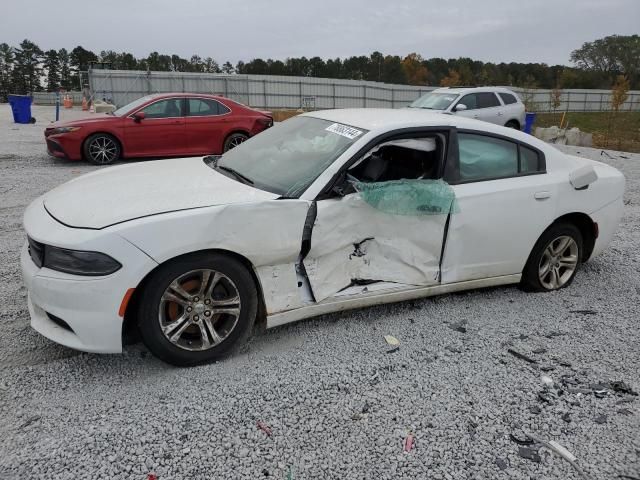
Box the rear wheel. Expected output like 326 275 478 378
505 120 520 130
137 253 258 366
83 133 121 165
521 223 583 292
223 133 248 152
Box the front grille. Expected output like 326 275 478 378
27 236 44 268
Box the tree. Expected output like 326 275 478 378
12 39 43 94
0 43 13 101
381 55 406 84
203 57 220 73
221 61 234 74
43 49 60 91
58 48 72 90
440 69 461 87
401 53 429 85
70 45 98 72
606 75 630 148
571 35 640 88
549 85 562 124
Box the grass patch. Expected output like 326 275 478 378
534 111 640 153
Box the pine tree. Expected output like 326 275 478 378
11 39 44 94
44 49 60 91
0 43 14 101
58 48 72 90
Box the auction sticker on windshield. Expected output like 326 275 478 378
325 123 363 140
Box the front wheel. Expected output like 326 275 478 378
521 223 583 292
505 120 520 130
137 253 258 366
223 133 248 152
83 133 121 165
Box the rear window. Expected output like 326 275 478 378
477 92 500 108
499 93 518 105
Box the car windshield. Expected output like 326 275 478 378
112 95 157 116
215 116 366 197
409 92 458 110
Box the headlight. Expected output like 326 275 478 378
52 127 81 134
44 245 122 276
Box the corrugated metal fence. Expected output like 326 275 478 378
44 69 639 112
31 91 84 106
87 70 434 109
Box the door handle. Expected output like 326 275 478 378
498 111 504 116
534 191 551 200
473 114 479 119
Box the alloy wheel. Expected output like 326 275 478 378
88 136 118 164
158 269 241 351
228 135 246 149
538 235 579 290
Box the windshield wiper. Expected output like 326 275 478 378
216 165 254 185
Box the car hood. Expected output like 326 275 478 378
43 157 277 229
47 114 122 129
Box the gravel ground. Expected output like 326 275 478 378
0 105 639 480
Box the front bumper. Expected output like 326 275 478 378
21 200 158 353
44 132 83 160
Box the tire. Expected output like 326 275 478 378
83 133 121 165
521 223 583 292
137 252 258 366
223 132 248 152
505 120 520 130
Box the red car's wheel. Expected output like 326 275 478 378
83 134 121 165
223 133 248 152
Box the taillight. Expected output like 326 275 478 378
258 117 273 128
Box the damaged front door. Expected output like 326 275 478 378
301 135 456 302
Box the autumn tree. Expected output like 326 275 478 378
401 53 428 85
440 69 461 87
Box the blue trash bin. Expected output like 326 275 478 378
7 94 33 124
524 112 536 134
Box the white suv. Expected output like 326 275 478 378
409 87 526 130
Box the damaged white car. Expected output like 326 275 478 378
21 109 625 365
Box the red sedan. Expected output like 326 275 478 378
44 93 273 165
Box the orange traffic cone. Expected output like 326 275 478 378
63 95 73 109
81 97 88 111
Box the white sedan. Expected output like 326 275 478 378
21 109 625 366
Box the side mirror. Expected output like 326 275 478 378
133 111 145 122
454 104 467 112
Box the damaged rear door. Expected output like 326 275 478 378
301 131 456 302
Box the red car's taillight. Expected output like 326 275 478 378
257 117 273 128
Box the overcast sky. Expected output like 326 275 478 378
2 0 638 65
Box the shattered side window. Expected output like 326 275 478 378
354 179 459 216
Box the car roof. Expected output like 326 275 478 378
302 108 549 150
304 108 487 132
146 92 228 100
430 86 519 95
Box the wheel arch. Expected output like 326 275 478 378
82 131 125 160
505 119 521 130
122 248 267 345
546 212 597 262
224 129 251 141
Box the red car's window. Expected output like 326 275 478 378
187 98 230 116
141 99 184 119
